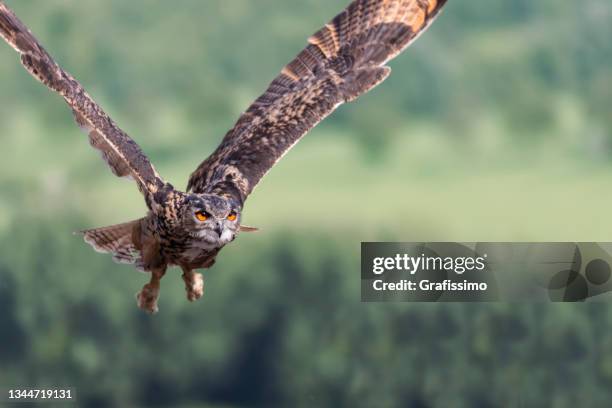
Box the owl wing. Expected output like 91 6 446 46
0 2 165 201
187 0 448 203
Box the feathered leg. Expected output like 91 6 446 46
181 267 204 302
136 266 166 313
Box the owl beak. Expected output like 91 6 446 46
214 223 223 237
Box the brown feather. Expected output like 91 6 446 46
79 219 145 269
0 1 164 201
187 0 449 203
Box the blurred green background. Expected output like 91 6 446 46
1 0 611 406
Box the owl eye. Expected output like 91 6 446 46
227 211 238 222
195 211 209 222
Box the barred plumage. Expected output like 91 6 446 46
187 0 448 201
0 0 449 312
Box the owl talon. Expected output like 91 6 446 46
136 283 159 313
183 270 204 302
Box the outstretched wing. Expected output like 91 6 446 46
0 1 164 201
188 0 448 204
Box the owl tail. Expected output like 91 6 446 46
78 219 145 270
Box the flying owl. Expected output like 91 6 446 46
0 0 448 312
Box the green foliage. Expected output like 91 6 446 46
0 0 611 406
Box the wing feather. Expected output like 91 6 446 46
0 1 164 199
187 0 448 204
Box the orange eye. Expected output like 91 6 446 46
195 211 208 222
227 212 237 222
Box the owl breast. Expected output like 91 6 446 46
173 239 223 269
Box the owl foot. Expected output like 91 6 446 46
182 270 204 302
136 283 159 313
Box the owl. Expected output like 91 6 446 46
0 0 448 312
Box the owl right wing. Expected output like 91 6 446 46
0 2 165 202
187 0 448 204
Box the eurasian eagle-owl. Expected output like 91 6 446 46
0 0 449 312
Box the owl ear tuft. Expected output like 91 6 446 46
239 225 259 232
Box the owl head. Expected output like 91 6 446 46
180 193 243 246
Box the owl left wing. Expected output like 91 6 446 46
0 2 165 202
188 0 448 204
